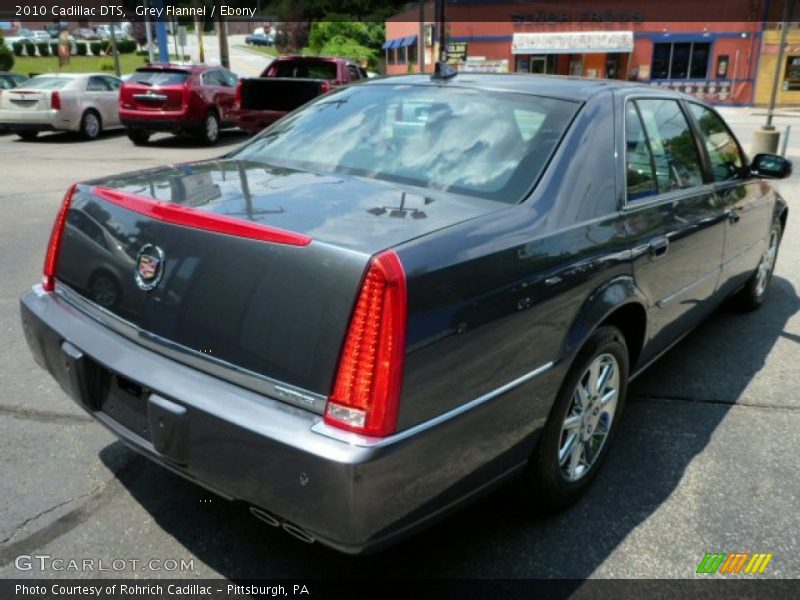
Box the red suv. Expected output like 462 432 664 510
119 64 238 145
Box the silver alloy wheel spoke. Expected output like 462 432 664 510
558 352 620 482
755 229 778 297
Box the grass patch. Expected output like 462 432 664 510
238 44 279 58
12 54 157 77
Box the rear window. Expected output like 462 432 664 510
22 77 72 90
233 84 578 203
268 60 338 80
129 70 190 86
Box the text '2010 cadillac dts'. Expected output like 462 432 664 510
20 73 790 553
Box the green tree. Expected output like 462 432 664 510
0 34 14 71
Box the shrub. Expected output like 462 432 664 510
36 41 51 57
12 41 23 57
50 41 58 56
116 39 136 54
0 37 13 71
75 42 87 56
24 42 36 57
90 41 102 56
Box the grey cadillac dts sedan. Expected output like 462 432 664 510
20 73 790 553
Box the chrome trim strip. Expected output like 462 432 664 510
655 266 721 308
53 283 328 414
311 360 555 448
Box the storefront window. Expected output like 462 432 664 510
408 42 418 65
651 42 710 80
397 47 407 66
387 49 396 66
784 56 800 91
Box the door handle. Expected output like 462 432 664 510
648 237 669 259
727 209 741 224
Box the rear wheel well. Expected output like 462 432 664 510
598 303 646 369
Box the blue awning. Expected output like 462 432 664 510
389 38 403 49
381 39 392 50
399 35 417 48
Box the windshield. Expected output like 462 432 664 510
22 77 72 90
232 84 578 203
129 70 190 86
268 60 339 80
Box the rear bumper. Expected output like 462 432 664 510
20 286 553 553
0 108 75 131
120 111 199 133
232 109 285 134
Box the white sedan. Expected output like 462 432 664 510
0 73 123 140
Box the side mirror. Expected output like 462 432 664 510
751 153 792 179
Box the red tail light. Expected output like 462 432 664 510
324 250 407 437
42 185 77 292
234 80 242 109
50 91 61 110
319 80 331 94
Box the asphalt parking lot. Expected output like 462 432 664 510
0 113 799 580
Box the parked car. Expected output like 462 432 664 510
30 31 51 43
233 55 366 134
0 73 123 140
44 23 68 38
0 72 29 132
245 33 274 46
96 25 126 40
73 28 101 41
20 74 790 554
16 28 33 41
119 64 239 145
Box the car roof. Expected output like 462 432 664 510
367 73 684 102
137 63 214 73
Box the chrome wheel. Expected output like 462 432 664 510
204 114 219 143
755 228 779 297
558 353 619 482
83 112 100 139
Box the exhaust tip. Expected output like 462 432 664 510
282 522 315 544
249 506 280 527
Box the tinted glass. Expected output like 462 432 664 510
0 77 12 90
129 69 190 86
670 43 691 79
347 65 360 80
103 76 122 91
233 85 578 203
689 44 710 78
636 99 704 193
625 103 658 201
652 44 671 79
86 76 110 92
202 70 222 86
21 77 71 90
689 104 745 181
270 60 338 80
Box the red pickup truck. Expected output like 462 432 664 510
233 56 368 134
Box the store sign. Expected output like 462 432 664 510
512 31 634 55
512 10 643 23
461 58 509 73
447 42 468 64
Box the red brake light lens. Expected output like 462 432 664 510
320 80 331 94
324 250 407 437
42 184 77 292
234 80 242 109
50 91 61 110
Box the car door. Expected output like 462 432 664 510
621 96 727 364
200 69 225 119
686 102 773 296
85 76 117 127
216 68 238 125
101 75 122 126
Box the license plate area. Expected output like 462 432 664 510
100 373 152 442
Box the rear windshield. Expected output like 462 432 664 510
22 77 72 90
129 70 190 86
268 60 338 80
232 84 578 203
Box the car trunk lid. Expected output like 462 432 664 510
121 69 189 112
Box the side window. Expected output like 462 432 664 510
86 76 110 92
103 76 121 91
202 70 221 86
221 69 238 87
347 64 360 80
689 103 745 182
625 103 658 201
635 99 704 193
0 78 11 90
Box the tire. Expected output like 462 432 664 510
198 111 220 145
126 128 150 146
17 130 38 141
733 220 783 311
80 110 102 140
523 325 629 511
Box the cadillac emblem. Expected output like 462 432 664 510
135 244 165 291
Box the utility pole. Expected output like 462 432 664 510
194 0 205 63
217 0 230 69
753 1 795 154
109 22 121 77
419 1 425 73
